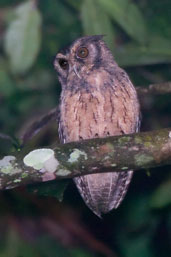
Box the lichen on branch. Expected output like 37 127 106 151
0 128 171 191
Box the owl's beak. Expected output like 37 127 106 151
73 65 81 79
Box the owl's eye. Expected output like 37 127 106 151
58 59 68 70
77 47 89 58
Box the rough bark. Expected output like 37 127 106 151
0 128 171 191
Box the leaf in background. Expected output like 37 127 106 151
118 195 157 257
150 178 171 208
28 180 69 202
147 35 171 55
4 1 42 74
114 36 171 66
120 234 154 257
0 58 15 97
0 227 37 257
66 0 83 10
70 248 94 257
81 0 115 52
98 0 147 43
35 236 73 257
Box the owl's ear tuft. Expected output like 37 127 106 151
87 35 104 42
92 34 104 40
79 35 105 46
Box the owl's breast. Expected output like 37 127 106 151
59 79 139 143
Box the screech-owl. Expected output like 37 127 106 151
54 35 140 217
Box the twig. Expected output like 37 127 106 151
136 81 171 95
21 107 58 146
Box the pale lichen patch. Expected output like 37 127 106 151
169 131 171 138
44 156 59 173
118 136 131 145
6 185 16 190
1 165 13 174
21 172 28 179
0 156 21 175
144 141 152 148
14 179 21 183
122 167 128 170
23 149 59 172
56 168 71 176
91 167 98 170
134 136 142 144
135 153 153 167
68 149 88 163
0 156 16 164
103 156 110 160
130 146 139 151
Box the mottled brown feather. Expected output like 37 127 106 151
55 35 140 216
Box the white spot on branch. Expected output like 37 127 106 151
23 148 59 172
57 169 71 176
68 149 88 163
0 156 21 175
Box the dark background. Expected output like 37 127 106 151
0 0 170 256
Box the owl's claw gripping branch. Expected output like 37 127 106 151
0 128 171 191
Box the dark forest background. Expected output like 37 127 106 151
0 0 170 256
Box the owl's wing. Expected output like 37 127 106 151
73 83 140 216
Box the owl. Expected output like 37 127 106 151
54 35 140 217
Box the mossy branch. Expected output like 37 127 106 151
0 128 171 190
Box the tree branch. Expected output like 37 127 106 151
21 107 58 145
0 128 171 191
136 81 171 95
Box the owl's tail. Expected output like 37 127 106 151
74 170 133 217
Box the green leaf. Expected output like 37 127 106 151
66 0 83 10
120 235 154 257
118 195 157 257
1 228 37 257
98 0 147 43
81 0 115 52
27 180 69 202
70 248 94 257
114 36 171 66
4 1 42 74
150 178 171 208
0 58 15 97
35 236 73 257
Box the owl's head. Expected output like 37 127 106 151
54 35 115 85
